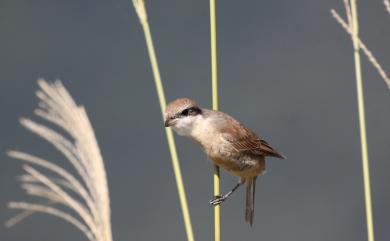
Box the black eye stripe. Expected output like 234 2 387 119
181 109 189 116
180 107 201 116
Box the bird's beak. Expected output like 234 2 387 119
164 118 173 127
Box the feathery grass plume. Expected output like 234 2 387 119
331 5 390 89
131 1 195 241
384 0 390 16
6 79 113 241
209 0 221 240
332 2 375 241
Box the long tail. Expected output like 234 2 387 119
245 177 257 226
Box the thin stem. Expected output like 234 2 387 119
210 0 218 112
210 0 221 241
132 2 195 241
331 9 390 89
349 1 375 241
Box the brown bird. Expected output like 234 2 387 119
164 98 285 226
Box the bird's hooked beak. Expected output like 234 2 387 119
164 116 175 127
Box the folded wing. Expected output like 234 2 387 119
218 113 285 159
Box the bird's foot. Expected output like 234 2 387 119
209 195 227 206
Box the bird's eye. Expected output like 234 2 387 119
181 109 190 116
181 107 198 116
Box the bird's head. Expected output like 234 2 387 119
164 98 203 136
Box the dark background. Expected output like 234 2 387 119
1 0 390 241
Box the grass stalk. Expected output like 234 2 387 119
131 1 195 241
349 1 375 241
210 0 221 241
331 9 390 89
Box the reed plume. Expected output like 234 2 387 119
6 79 113 241
384 0 390 16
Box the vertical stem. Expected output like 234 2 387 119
143 20 195 241
210 0 218 112
349 1 375 241
210 0 221 241
132 2 195 241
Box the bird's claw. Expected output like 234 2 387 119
209 195 226 206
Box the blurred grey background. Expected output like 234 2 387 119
1 0 390 241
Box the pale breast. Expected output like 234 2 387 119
190 112 265 178
210 151 265 178
193 128 264 177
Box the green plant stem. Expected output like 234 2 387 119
132 1 195 240
143 20 195 241
349 1 375 241
210 0 221 241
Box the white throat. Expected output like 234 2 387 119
172 115 204 137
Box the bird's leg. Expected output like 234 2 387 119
209 182 242 206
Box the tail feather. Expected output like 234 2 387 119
245 177 257 226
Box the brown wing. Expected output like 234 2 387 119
219 113 285 159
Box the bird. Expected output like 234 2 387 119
164 98 285 226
